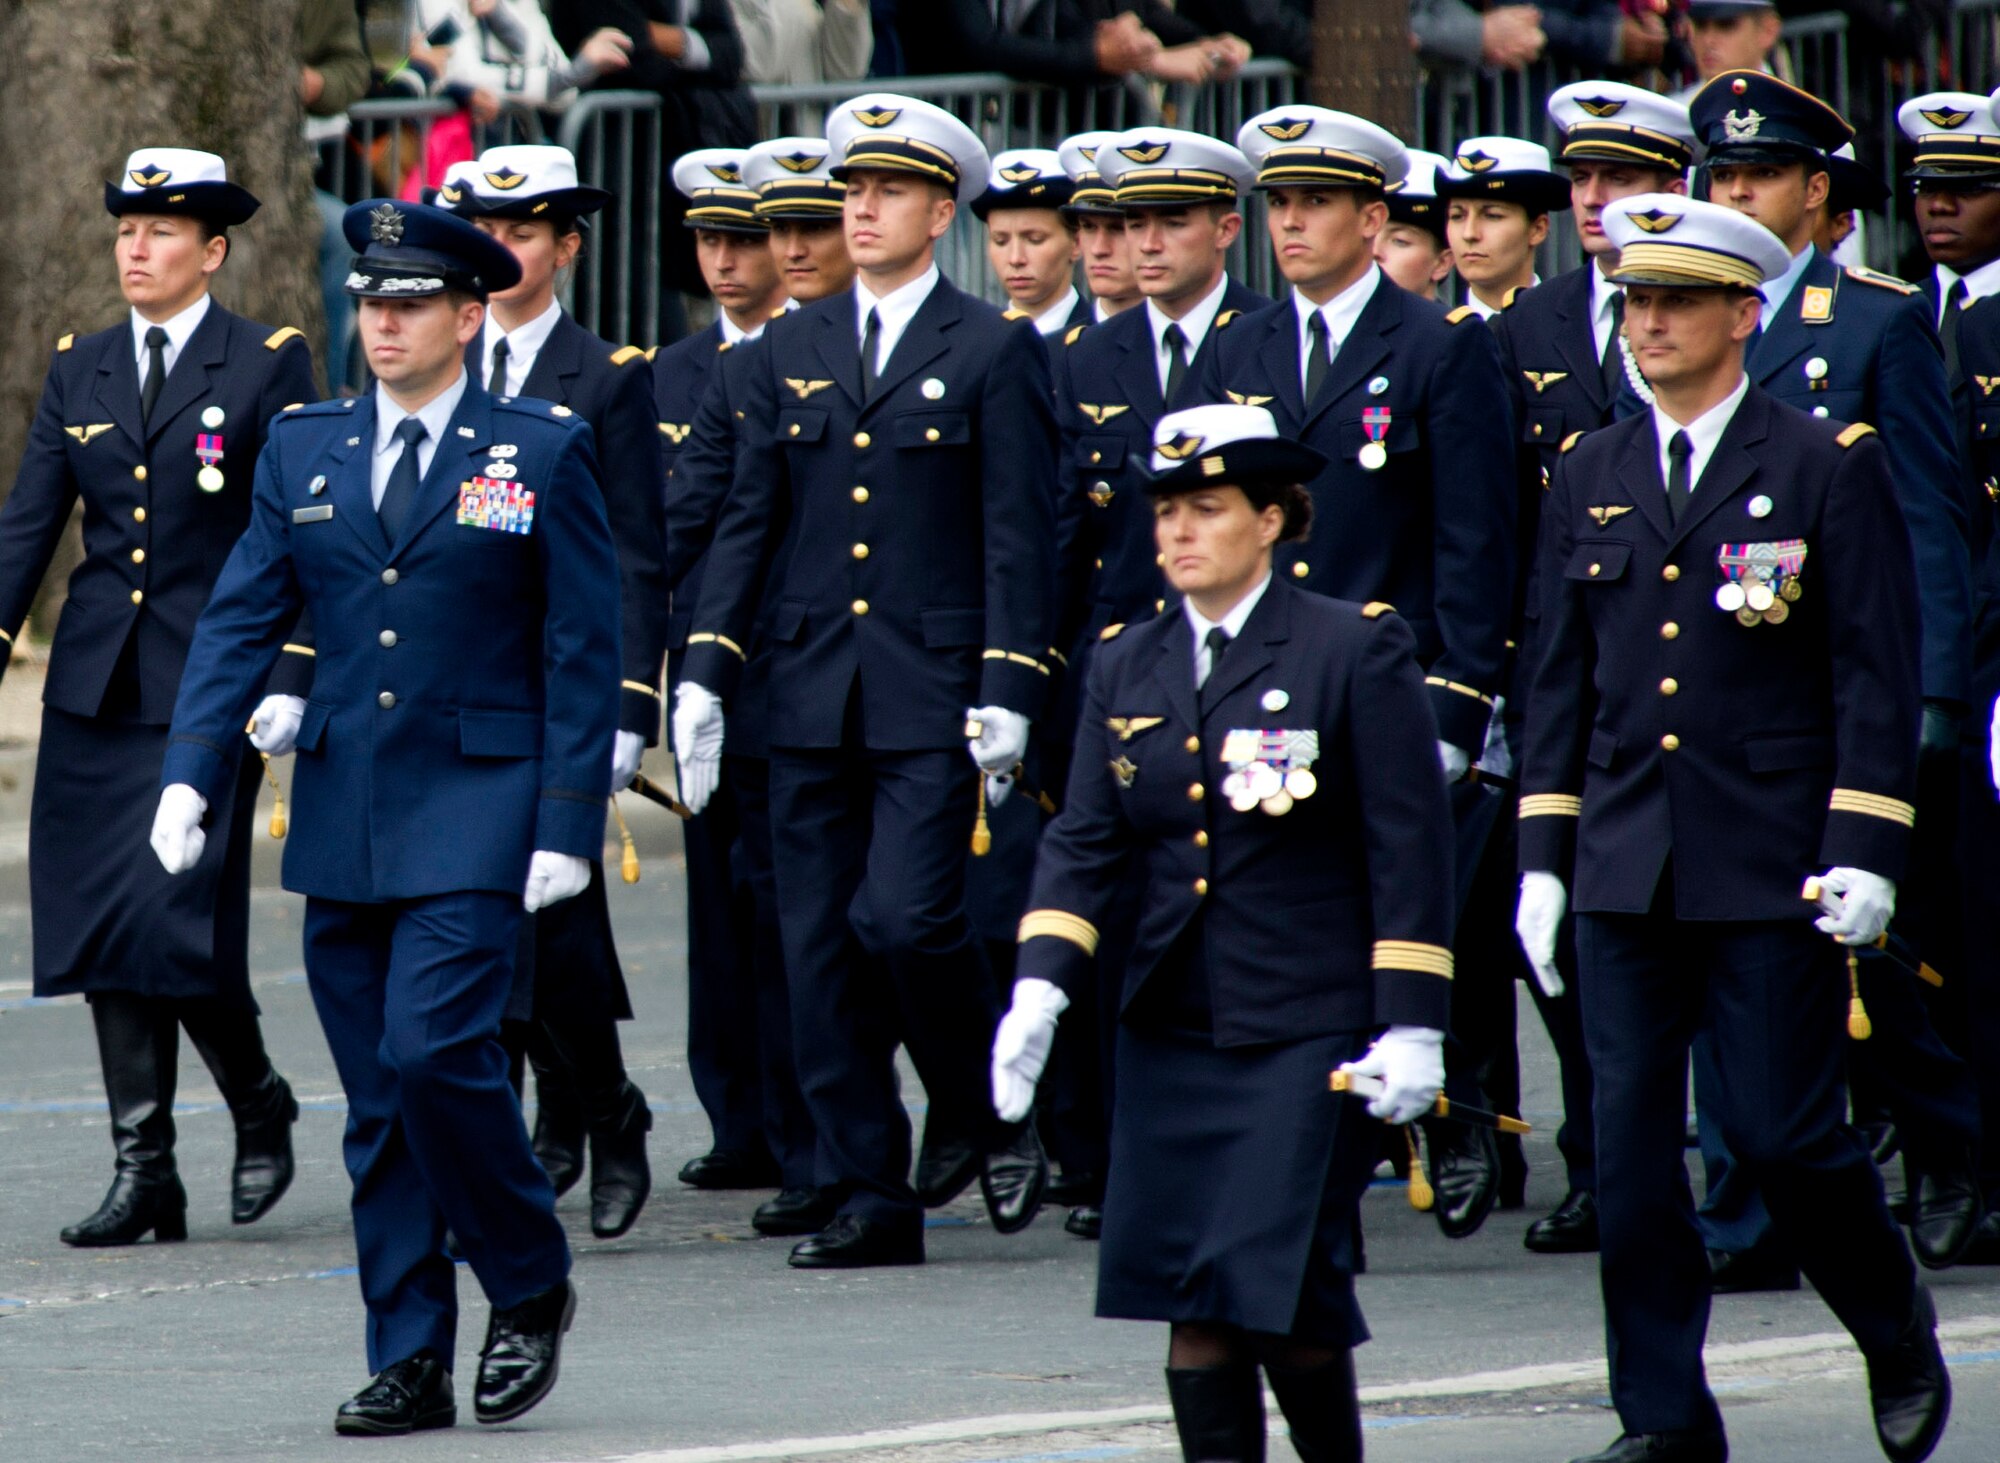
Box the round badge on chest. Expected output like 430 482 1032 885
921 378 946 400
201 406 226 428
1260 688 1289 712
1804 357 1827 381
1748 494 1773 519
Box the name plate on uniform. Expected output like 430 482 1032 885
292 505 334 524
457 477 536 534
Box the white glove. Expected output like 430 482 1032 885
1515 871 1567 998
248 694 306 756
1813 867 1897 946
150 784 210 875
523 850 592 912
985 771 1014 808
1989 693 1998 794
1437 740 1471 782
1337 1025 1445 1125
611 729 646 789
672 682 724 816
967 706 1030 774
991 977 1071 1122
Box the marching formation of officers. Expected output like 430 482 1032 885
5 44 2000 1463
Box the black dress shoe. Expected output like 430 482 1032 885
475 1279 576 1424
1044 1168 1101 1207
1959 1208 2000 1264
1567 1431 1728 1462
1909 1148 1984 1270
1865 1285 1950 1463
1064 1204 1102 1240
230 1074 299 1225
676 1150 780 1190
588 1083 651 1239
1524 1189 1599 1254
753 1187 837 1237
982 1124 1049 1235
335 1352 456 1436
1707 1246 1800 1294
1425 1122 1499 1239
915 1133 981 1208
788 1214 924 1269
60 1174 188 1247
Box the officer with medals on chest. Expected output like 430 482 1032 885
663 134 849 1242
653 143 800 1202
1674 73 1985 1289
154 200 621 1435
0 148 314 1248
991 404 1455 1463
1195 104 1519 1239
672 94 1058 1269
1515 195 1949 1463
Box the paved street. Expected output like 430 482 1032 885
0 734 1996 1462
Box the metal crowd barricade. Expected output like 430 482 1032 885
554 91 665 349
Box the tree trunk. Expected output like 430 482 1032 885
1309 0 1417 139
0 0 322 631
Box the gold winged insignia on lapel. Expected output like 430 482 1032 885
64 423 115 445
1106 716 1165 741
659 422 691 444
1587 505 1636 526
1079 402 1130 425
1977 375 2000 397
1522 371 1569 394
785 378 835 400
1225 391 1276 406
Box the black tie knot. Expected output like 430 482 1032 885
1162 321 1190 402
140 326 171 423
1668 429 1691 461
144 326 169 349
394 417 428 449
1205 626 1231 659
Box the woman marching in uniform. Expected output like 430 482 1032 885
0 149 315 1246
991 405 1457 1461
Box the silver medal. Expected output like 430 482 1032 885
1358 441 1387 472
1715 581 1747 613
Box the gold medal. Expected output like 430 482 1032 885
1736 604 1762 627
1284 767 1317 800
1230 788 1260 813
1358 441 1387 472
1780 576 1802 602
197 465 224 493
1260 791 1295 816
1745 582 1775 613
1762 598 1790 625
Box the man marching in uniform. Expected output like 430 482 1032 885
1516 195 1950 1463
0 149 314 1248
155 201 620 1434
1058 132 1143 322
674 94 1057 1268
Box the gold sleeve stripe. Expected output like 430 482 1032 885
1519 793 1583 818
281 642 316 657
1018 910 1099 955
1424 676 1496 706
621 679 662 700
1373 941 1455 978
1828 789 1916 826
686 632 746 660
1046 646 1069 668
984 649 1052 675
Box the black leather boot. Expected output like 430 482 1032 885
528 1050 586 1199
1424 1118 1500 1239
181 1001 297 1225
62 994 188 1247
586 1081 653 1239
1265 1352 1363 1463
1165 1364 1267 1463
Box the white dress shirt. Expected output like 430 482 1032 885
1933 256 2000 326
1032 287 1081 337
1293 267 1383 394
1759 244 1816 331
1463 275 1538 320
131 293 212 391
479 298 563 398
856 264 940 376
1094 297 1117 324
1185 571 1272 687
1651 372 1749 495
371 371 469 510
1589 262 1624 361
720 308 776 346
1146 274 1230 396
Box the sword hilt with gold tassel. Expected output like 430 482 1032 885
247 717 286 839
610 796 640 884
1405 1128 1434 1211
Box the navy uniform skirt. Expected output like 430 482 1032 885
1096 1022 1377 1346
31 706 263 1007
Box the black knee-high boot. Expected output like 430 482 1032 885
1166 1365 1268 1463
524 1025 586 1198
540 1009 650 1239
180 1000 297 1225
1265 1352 1362 1463
61 994 187 1246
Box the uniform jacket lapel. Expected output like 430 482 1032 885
144 303 232 444
1200 580 1289 715
1666 387 1770 552
1255 305 1307 424
1752 251 1831 387
862 280 960 414
1112 313 1166 418
93 332 147 452
392 384 496 560
522 311 585 404
1551 268 1610 415
1303 278 1398 432
1618 414 1674 544
1150 613 1201 734
330 397 390 558
812 305 864 408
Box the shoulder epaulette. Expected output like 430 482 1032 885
610 345 644 366
1099 622 1126 641
1003 307 1031 322
275 398 347 422
1836 421 1878 448
1361 601 1394 620
1215 309 1243 329
1063 324 1087 346
1502 286 1521 310
280 402 305 412
56 332 74 352
645 345 659 362
1844 266 1918 296
1560 430 1587 454
264 326 305 351
1445 305 1477 324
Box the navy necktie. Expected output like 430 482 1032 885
1198 626 1230 695
1665 429 1693 526
140 326 169 424
378 417 428 541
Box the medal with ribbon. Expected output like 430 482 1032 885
1220 728 1320 816
457 476 537 534
1715 539 1806 625
1359 406 1391 472
195 433 225 493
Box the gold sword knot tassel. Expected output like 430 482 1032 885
1405 1127 1434 1211
611 796 641 884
